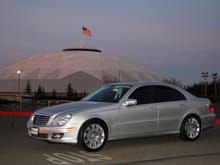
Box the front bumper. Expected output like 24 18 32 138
27 123 81 144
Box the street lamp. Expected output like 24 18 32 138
16 70 22 111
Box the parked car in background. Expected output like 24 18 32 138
27 82 216 151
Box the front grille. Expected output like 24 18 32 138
33 115 50 126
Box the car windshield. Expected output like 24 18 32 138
83 85 132 103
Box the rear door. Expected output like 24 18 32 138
153 85 187 132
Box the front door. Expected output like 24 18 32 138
119 86 158 137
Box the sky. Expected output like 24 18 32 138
0 0 219 85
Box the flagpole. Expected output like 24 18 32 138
81 35 84 48
81 26 91 48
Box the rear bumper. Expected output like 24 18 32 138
201 113 216 130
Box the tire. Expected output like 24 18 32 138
180 116 201 140
78 119 108 152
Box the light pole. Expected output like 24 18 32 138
202 72 209 96
212 73 218 97
219 78 220 97
16 70 22 111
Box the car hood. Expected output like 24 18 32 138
35 101 116 116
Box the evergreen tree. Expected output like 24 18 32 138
24 80 32 95
35 85 46 99
66 83 74 99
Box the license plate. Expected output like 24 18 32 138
31 127 39 136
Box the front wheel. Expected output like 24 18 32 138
180 116 201 140
78 120 108 152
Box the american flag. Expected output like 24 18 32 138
82 26 92 37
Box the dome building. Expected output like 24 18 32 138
0 48 164 93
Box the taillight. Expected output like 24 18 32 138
209 103 215 113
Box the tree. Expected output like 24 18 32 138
34 85 46 99
24 80 32 95
186 83 201 97
66 83 74 99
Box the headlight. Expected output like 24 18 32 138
53 114 72 126
29 113 35 122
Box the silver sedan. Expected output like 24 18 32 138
27 82 216 151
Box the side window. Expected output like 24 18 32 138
154 86 186 103
128 86 154 105
171 88 186 101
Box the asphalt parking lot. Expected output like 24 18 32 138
0 115 220 165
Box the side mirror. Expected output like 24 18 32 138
123 99 137 107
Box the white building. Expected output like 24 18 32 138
0 48 164 93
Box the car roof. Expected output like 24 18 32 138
109 81 170 87
109 81 196 99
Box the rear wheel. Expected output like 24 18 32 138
180 116 201 140
78 120 108 152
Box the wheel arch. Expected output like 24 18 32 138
179 113 201 130
77 117 109 142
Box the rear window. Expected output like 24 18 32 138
154 85 186 103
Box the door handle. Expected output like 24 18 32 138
149 106 158 111
180 104 186 109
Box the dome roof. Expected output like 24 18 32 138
0 48 164 92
